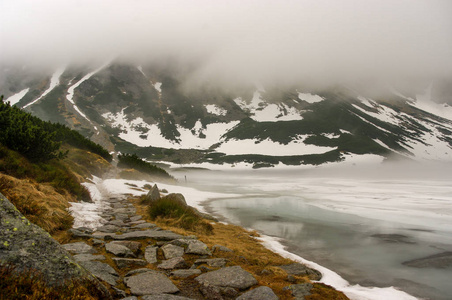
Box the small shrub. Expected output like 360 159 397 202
148 196 213 234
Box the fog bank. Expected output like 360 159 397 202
1 0 452 89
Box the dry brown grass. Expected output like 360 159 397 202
0 174 74 234
130 196 349 300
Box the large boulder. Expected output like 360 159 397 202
0 192 111 297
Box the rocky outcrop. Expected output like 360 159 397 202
0 192 110 297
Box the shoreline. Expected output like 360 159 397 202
77 176 420 300
201 197 419 300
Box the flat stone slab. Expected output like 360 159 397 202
79 260 119 286
402 251 452 269
162 244 185 259
110 240 142 254
73 254 106 262
133 223 157 229
195 266 257 290
170 269 202 278
106 242 135 257
124 271 179 295
171 239 211 255
113 257 147 269
158 257 186 270
97 224 120 233
62 242 96 254
113 230 184 241
236 286 279 300
278 263 322 281
145 246 158 264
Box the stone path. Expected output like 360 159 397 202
63 195 319 299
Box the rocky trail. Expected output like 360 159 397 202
63 194 320 300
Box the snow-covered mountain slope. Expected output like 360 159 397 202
1 62 451 168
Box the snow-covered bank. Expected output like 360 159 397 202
258 235 418 300
69 177 238 229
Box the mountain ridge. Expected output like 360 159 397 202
2 61 451 168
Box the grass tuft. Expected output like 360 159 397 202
148 196 213 234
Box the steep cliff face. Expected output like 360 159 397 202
0 192 111 298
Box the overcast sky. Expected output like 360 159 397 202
1 0 451 88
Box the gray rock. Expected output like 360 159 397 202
97 224 120 233
133 223 157 229
212 245 233 253
112 286 127 298
145 246 158 264
194 258 228 268
129 220 146 225
79 260 119 286
142 295 194 300
93 232 116 239
195 266 258 290
113 258 147 269
283 283 313 300
110 240 142 254
68 228 93 238
125 268 153 277
0 192 111 298
162 244 185 259
236 286 279 300
124 270 179 295
113 229 184 241
93 238 105 246
199 283 223 300
73 254 106 262
130 215 142 222
62 242 96 254
120 297 138 300
106 242 135 257
170 269 202 278
108 220 126 227
278 263 322 281
402 251 452 269
158 257 186 270
186 240 211 256
144 184 161 203
115 213 130 221
172 239 211 256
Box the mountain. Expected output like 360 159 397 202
2 61 452 168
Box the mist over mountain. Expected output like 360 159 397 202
1 0 452 168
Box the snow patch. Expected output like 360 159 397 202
5 88 29 106
298 92 324 104
216 136 336 156
23 66 65 108
103 109 239 149
205 104 227 116
154 82 162 93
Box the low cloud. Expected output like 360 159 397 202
1 0 451 90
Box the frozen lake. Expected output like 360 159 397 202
172 162 452 300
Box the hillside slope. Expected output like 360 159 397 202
2 62 452 168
